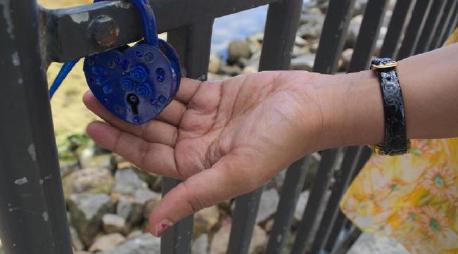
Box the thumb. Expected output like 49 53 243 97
147 153 258 236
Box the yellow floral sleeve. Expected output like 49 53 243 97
340 28 458 254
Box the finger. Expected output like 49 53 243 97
84 90 183 138
156 99 187 126
86 121 181 179
147 153 259 236
142 121 178 147
175 78 202 104
83 91 143 136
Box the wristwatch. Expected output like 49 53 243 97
370 57 410 155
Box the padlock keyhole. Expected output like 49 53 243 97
126 93 140 115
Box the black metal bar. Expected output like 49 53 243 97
430 0 457 49
227 1 302 253
287 1 356 252
160 19 214 254
330 227 362 254
42 0 279 62
347 0 389 72
227 189 264 254
258 0 304 70
290 149 340 254
307 2 388 252
379 0 417 58
323 147 372 253
324 212 348 252
265 157 311 254
440 2 458 45
0 1 73 254
313 0 356 74
415 0 447 54
308 147 362 254
161 179 194 254
397 0 434 60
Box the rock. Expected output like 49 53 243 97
208 54 222 74
70 226 84 251
243 65 258 74
63 168 113 197
348 233 409 254
210 218 231 254
113 168 149 196
143 197 161 221
149 175 163 192
127 230 143 240
134 189 160 204
256 188 280 223
117 189 160 228
194 206 220 236
80 154 116 171
99 233 160 254
273 170 286 191
103 214 127 234
353 0 368 16
241 51 260 71
295 36 307 47
192 234 209 254
347 15 363 48
290 54 316 71
117 196 144 228
219 64 243 76
249 225 267 254
68 193 114 246
294 191 310 221
217 199 232 215
263 219 274 233
207 73 231 81
248 39 262 55
59 159 79 177
302 152 321 191
89 233 126 252
309 40 320 53
297 7 325 39
292 45 310 58
340 48 354 71
227 40 252 63
248 32 264 44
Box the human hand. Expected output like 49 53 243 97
83 71 337 236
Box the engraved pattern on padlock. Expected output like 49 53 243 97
83 0 181 125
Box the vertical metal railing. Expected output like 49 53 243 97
0 0 456 254
397 0 434 59
227 1 303 253
430 0 457 50
290 0 356 253
416 0 447 54
0 1 73 254
161 18 215 254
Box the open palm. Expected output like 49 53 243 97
83 71 322 236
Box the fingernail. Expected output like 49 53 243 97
154 219 173 236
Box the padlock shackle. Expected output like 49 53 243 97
130 0 159 47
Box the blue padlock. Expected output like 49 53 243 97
50 0 181 125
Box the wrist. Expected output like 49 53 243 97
297 71 385 150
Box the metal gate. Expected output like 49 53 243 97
0 0 456 253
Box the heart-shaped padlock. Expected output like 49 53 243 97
83 0 181 124
49 0 181 125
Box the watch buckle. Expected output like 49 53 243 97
370 61 398 71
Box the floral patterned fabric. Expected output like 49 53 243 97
340 28 458 254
